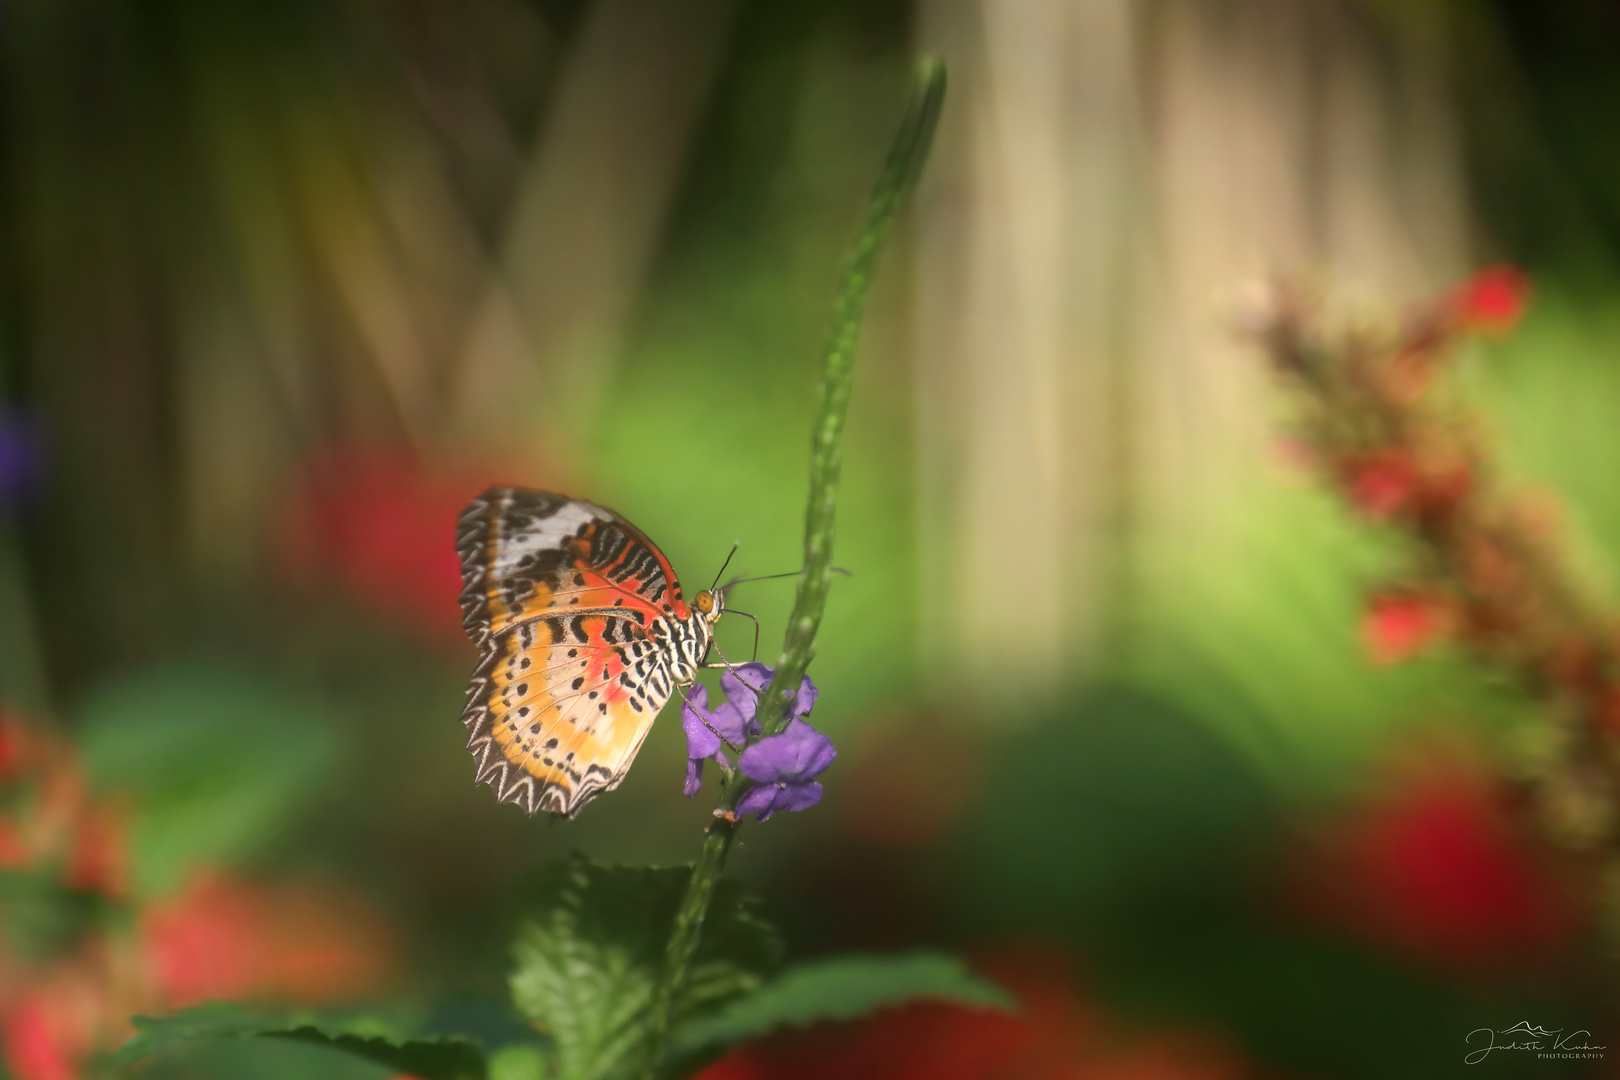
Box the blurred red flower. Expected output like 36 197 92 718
0 711 398 1079
279 447 516 640
0 713 34 781
62 806 127 899
0 936 142 1080
0 872 397 1080
0 716 123 896
0 819 28 870
4 994 83 1080
1344 453 1419 520
140 872 395 1008
1290 752 1578 970
1597 687 1620 735
691 949 1254 1080
1341 450 1473 526
1362 590 1451 665
1452 265 1530 335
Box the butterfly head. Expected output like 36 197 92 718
693 587 724 621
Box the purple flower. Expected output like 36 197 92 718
0 408 43 510
681 684 743 796
720 662 819 734
736 718 837 821
682 758 706 799
680 663 823 801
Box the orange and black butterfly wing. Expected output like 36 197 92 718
455 487 695 816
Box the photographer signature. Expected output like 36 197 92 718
1465 1022 1605 1064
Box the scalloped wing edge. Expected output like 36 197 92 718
455 487 631 819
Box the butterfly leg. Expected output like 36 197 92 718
700 637 768 719
702 634 757 672
673 680 744 755
698 608 761 667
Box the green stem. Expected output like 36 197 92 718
639 816 732 1071
638 59 945 1077
752 59 946 742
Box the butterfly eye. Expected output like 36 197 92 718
694 590 715 615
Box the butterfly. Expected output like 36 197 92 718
455 487 725 816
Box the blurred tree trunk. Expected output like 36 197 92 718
2 1 737 677
449 0 738 452
913 0 1469 708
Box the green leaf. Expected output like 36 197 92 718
508 856 781 1080
489 1043 549 1080
670 951 1016 1056
74 663 337 895
106 1001 488 1080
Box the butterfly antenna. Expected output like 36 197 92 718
710 542 741 593
722 565 852 591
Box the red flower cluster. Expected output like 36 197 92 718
0 709 395 1080
1452 265 1530 335
0 713 127 898
693 950 1256 1080
1340 449 1472 525
1289 748 1578 971
139 873 393 1009
1251 266 1620 860
1362 590 1453 666
278 447 529 642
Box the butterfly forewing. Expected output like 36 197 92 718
456 487 703 816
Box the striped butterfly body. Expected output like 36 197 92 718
456 487 723 816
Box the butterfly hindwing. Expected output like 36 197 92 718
456 486 698 816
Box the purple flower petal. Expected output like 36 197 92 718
681 663 830 805
734 782 774 819
710 701 753 744
726 662 774 694
790 675 818 719
770 779 823 814
681 685 723 760
738 719 836 785
736 780 823 821
721 663 774 724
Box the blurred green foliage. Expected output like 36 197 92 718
508 861 779 1080
76 664 337 897
947 687 1587 1079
